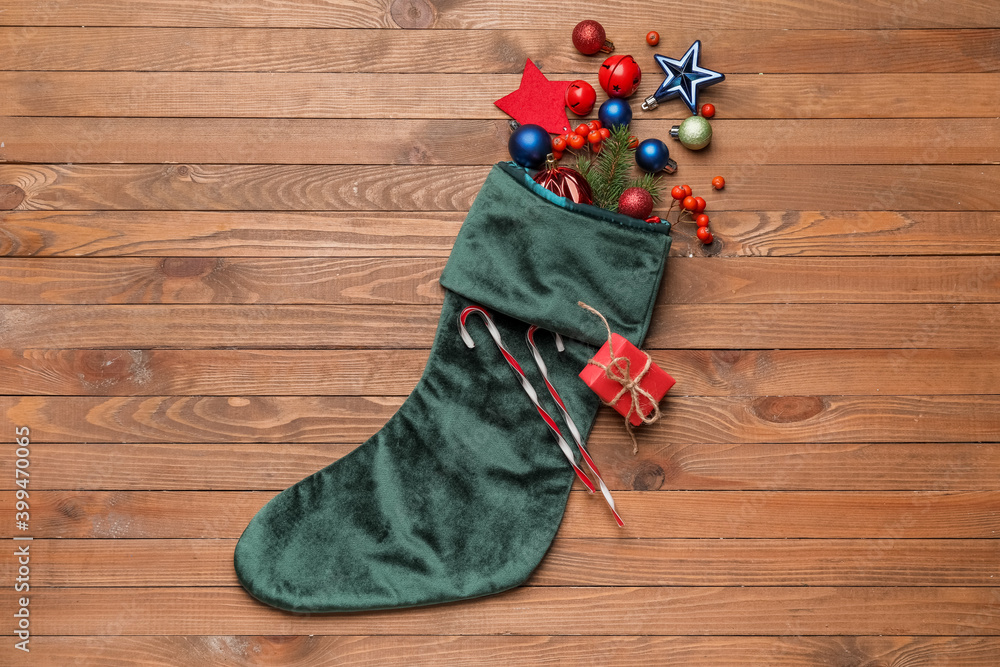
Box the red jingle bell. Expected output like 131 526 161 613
598 54 641 98
533 155 594 205
565 80 597 116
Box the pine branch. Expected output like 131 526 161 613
580 124 635 211
627 172 663 202
575 154 592 182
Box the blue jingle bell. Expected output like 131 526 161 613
635 138 677 174
598 98 632 129
507 123 551 170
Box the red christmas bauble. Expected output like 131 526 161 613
533 159 594 205
618 187 653 219
565 80 597 116
572 20 614 55
599 54 641 98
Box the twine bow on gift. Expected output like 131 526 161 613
578 301 662 454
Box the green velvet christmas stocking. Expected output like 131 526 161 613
234 162 671 612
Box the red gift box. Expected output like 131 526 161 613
578 333 675 426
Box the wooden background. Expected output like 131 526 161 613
1 0 999 664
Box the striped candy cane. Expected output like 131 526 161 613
459 305 596 494
526 325 624 527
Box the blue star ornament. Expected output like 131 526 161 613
641 40 724 113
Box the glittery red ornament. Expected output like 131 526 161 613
599 54 642 98
617 187 653 219
534 157 594 205
572 20 614 55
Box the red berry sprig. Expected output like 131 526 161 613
553 119 605 160
667 181 722 245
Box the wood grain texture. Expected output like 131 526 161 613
1 348 997 396
6 586 999 635
3 164 997 212
11 442 998 491
0 257 449 305
0 210 463 257
2 394 998 445
24 538 1000 587
1 256 997 305
1 0 996 29
14 635 1000 667
3 28 998 73
3 72 999 119
5 490 998 539
5 118 998 165
5 210 1000 258
1 303 998 349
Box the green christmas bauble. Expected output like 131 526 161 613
671 115 712 150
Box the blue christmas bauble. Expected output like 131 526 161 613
635 138 672 172
598 98 633 129
508 124 551 169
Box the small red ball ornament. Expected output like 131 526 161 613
646 31 660 46
599 54 642 98
533 157 594 205
573 20 614 55
618 187 654 219
565 80 597 116
700 103 716 118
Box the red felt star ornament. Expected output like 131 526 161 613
495 59 573 135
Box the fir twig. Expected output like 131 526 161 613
575 154 592 183
627 172 663 202
580 124 636 211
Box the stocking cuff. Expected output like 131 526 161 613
440 162 671 348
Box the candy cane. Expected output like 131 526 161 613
459 305 595 494
526 325 624 527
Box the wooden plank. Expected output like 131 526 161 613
25 538 1000 587
645 303 1000 349
4 490 998 539
1 303 998 349
2 256 997 305
5 118 998 165
12 442 998 491
1 348 997 397
1 0 995 29
0 257 449 305
2 394 998 445
0 211 463 257
4 164 997 212
3 210 998 258
3 72 999 119
3 28 998 73
663 257 1000 304
18 635 1000 667
6 586 998 636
